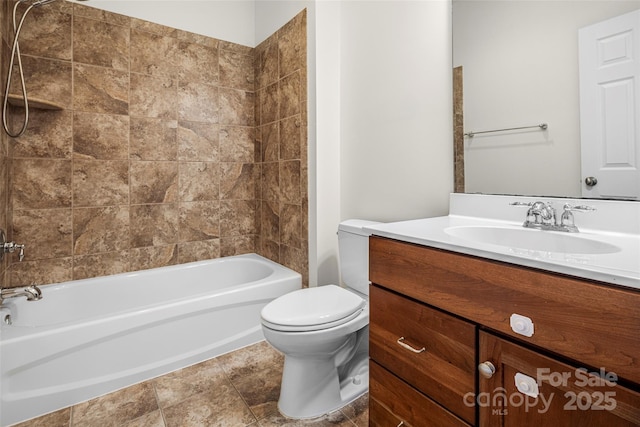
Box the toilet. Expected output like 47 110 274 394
260 219 380 419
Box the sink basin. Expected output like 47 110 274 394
445 226 621 255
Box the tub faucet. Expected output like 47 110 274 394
0 285 42 304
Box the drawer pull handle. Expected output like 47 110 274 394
397 422 404 427
478 361 496 379
397 337 426 354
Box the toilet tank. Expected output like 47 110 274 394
338 219 382 296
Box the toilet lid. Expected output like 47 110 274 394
261 284 365 332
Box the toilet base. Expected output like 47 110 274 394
277 350 369 419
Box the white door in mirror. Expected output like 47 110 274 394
579 9 640 200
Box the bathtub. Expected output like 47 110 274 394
0 253 301 426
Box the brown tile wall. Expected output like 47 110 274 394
1 0 9 288
2 3 308 287
255 11 308 286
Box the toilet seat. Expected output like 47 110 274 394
261 285 366 332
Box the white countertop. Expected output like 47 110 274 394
365 194 640 291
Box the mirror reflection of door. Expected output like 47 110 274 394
579 9 640 199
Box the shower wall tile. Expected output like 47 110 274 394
177 40 219 84
280 160 301 204
255 39 278 90
73 112 129 160
220 126 254 162
9 257 72 287
12 208 72 260
220 49 254 92
4 8 308 286
130 118 177 160
255 10 308 282
19 5 72 61
11 56 72 109
178 239 221 264
220 163 255 200
130 204 178 248
130 29 179 78
130 244 178 272
281 203 302 248
179 201 220 242
177 29 219 49
279 71 301 118
73 206 130 255
11 158 72 210
72 159 129 207
221 235 256 257
280 116 301 160
260 83 279 125
219 88 254 126
73 16 129 70
130 73 176 119
73 64 128 115
130 17 177 38
73 3 130 27
178 121 219 162
178 81 218 123
130 161 178 204
220 200 257 237
278 13 304 79
10 109 72 159
73 251 130 281
260 123 279 162
179 161 219 202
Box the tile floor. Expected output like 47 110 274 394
12 341 369 427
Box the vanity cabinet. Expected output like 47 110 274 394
369 236 640 426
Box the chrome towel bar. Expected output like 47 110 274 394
464 123 547 138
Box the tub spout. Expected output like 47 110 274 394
0 285 42 304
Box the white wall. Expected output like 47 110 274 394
82 0 256 47
339 0 453 223
454 0 640 198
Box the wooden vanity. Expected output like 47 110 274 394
369 236 640 426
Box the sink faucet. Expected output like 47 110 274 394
510 201 595 232
0 285 42 304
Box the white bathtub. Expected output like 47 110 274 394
0 253 301 426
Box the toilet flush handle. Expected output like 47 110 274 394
396 337 426 354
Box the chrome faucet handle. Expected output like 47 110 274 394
563 203 596 213
15 244 25 262
560 204 595 232
509 201 534 207
2 240 26 262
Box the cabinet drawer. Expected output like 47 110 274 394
370 285 476 424
370 360 471 427
370 236 640 384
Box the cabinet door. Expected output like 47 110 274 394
478 331 640 426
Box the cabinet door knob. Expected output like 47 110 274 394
478 361 496 379
396 337 426 354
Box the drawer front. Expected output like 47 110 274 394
370 361 471 427
370 236 640 384
370 285 476 424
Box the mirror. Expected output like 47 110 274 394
453 0 640 199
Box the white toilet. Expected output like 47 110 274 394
260 219 380 419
